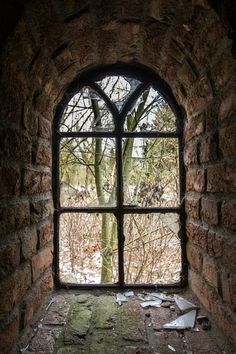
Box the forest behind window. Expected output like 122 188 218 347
56 73 183 286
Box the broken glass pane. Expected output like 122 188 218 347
124 87 176 132
124 213 181 284
60 137 117 207
59 213 118 284
60 87 114 132
162 309 197 330
96 75 141 111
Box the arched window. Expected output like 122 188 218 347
53 65 186 288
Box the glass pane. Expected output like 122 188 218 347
122 138 179 207
124 214 181 284
96 75 140 111
124 87 176 132
59 213 118 284
60 87 114 132
60 138 116 207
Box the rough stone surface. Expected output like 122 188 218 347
22 291 234 354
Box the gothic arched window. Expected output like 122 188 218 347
53 65 185 288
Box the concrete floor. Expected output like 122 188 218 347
20 289 235 354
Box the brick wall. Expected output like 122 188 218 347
0 0 236 352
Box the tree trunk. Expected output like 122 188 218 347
92 98 113 283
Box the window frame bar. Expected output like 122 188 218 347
53 65 187 290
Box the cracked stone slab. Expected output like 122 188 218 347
120 299 147 342
92 295 118 329
63 302 92 344
88 329 119 354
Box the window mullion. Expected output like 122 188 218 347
116 131 124 286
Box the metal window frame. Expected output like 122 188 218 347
52 64 187 290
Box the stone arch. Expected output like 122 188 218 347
0 0 236 351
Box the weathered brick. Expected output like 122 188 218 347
38 221 53 248
219 87 236 121
222 238 236 274
32 247 53 282
23 169 41 195
211 301 236 348
202 257 219 290
35 143 51 167
211 51 235 92
20 228 38 261
225 164 236 192
21 273 53 328
0 315 19 354
201 198 219 225
40 272 53 297
0 264 31 320
23 102 38 135
207 231 223 258
186 222 208 250
23 169 51 195
189 269 217 312
52 46 73 73
185 196 200 219
0 201 30 235
184 142 198 165
34 92 53 119
38 116 51 139
0 166 20 198
200 133 217 163
193 19 226 67
187 242 202 272
184 113 204 142
221 201 236 232
177 58 198 89
0 207 15 235
219 122 236 158
185 75 213 117
186 168 205 192
0 129 31 164
207 164 223 192
205 100 219 132
30 199 53 224
0 243 21 281
41 173 52 193
221 272 236 311
14 201 30 230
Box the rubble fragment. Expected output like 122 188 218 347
124 291 134 297
150 292 174 301
162 309 197 330
197 315 211 330
116 293 128 305
168 344 176 351
174 295 197 312
140 299 162 308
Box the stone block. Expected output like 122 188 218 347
32 247 53 282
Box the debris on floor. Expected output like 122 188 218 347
140 300 162 308
162 309 197 330
168 344 176 352
116 293 128 305
20 290 235 354
197 315 211 331
174 295 197 313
